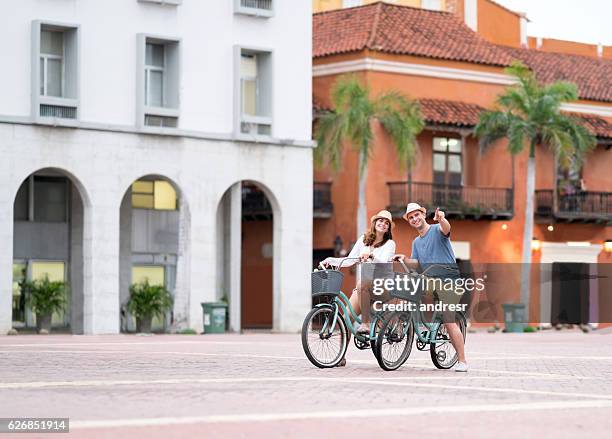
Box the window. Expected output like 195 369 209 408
13 181 29 221
236 47 272 136
433 137 462 186
12 262 27 324
31 261 67 326
33 21 79 120
132 265 165 286
33 176 68 222
40 30 63 97
131 180 177 210
145 43 164 107
137 34 180 128
235 0 274 17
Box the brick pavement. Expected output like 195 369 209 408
1 331 611 438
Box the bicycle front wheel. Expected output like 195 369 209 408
375 312 414 371
301 306 349 368
430 314 466 369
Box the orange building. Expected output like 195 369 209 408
312 1 612 325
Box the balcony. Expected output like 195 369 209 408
535 190 612 224
314 182 333 218
387 182 514 220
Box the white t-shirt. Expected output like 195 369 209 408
326 235 396 268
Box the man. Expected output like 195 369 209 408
401 202 468 372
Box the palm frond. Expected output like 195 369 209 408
374 91 424 168
474 110 511 153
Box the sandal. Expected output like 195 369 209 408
335 358 347 367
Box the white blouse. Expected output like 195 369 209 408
325 235 396 268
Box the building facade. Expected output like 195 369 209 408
1 0 314 334
312 1 612 325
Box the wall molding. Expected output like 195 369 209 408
313 58 516 85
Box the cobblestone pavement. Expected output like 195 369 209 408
1 330 612 438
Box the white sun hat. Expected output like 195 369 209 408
402 202 426 221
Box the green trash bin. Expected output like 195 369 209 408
201 302 228 334
502 303 526 333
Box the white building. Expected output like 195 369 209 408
0 0 314 334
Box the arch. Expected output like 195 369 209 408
12 166 92 209
215 178 282 331
118 173 191 333
11 166 90 333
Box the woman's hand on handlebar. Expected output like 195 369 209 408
359 252 373 262
392 254 405 262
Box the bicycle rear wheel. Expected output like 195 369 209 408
301 306 349 368
375 312 414 371
430 314 466 369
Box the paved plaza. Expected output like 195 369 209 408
1 330 612 438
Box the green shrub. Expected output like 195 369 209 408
127 280 173 320
24 275 67 316
523 326 536 333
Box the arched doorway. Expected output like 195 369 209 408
118 175 189 333
12 168 88 333
216 180 277 331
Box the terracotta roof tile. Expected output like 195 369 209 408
315 97 612 139
313 2 513 66
419 98 484 127
500 46 612 103
571 113 612 139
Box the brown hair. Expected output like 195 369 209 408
362 219 392 248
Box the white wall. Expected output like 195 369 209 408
0 123 313 334
0 0 312 141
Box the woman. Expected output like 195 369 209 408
322 210 396 336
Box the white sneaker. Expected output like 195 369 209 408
455 362 468 372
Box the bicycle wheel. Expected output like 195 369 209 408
429 313 466 369
375 312 414 371
301 306 349 368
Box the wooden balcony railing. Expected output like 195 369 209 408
387 182 514 220
535 190 612 223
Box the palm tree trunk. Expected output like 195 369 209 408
357 150 368 240
520 142 536 321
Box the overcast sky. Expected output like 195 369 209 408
494 0 611 45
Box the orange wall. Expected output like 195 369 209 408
527 36 611 59
477 0 521 48
313 49 612 322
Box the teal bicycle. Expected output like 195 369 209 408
374 262 467 371
301 258 388 368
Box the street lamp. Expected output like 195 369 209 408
531 237 541 252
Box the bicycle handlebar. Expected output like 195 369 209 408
318 256 457 276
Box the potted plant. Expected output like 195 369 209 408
23 275 67 334
127 280 173 333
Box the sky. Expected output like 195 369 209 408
494 0 611 45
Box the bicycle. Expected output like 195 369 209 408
374 261 467 371
301 257 391 368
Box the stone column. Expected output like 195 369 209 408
229 183 242 332
82 202 121 334
0 185 14 335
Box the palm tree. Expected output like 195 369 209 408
475 62 596 318
315 76 424 238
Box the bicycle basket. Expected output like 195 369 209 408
311 270 344 295
389 272 425 303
